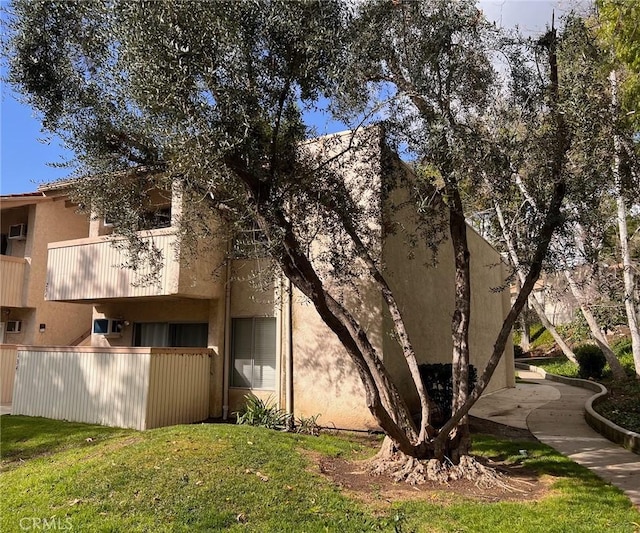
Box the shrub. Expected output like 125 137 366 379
235 395 291 430
611 337 633 358
235 396 323 435
418 363 477 427
574 344 606 379
295 414 321 436
513 344 524 358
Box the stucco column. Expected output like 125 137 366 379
171 178 183 227
208 297 225 418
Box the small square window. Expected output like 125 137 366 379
93 319 110 334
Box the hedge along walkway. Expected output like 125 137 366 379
471 370 640 508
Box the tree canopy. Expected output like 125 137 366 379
4 0 635 478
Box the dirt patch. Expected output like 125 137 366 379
317 455 548 506
314 420 549 506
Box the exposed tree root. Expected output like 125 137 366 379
368 452 520 490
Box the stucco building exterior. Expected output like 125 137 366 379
0 191 92 346
4 130 515 430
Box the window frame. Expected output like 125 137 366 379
230 316 277 390
132 322 208 347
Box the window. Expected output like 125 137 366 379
6 320 22 333
102 206 171 231
133 322 208 347
139 207 172 230
231 317 276 389
93 318 124 335
232 223 269 258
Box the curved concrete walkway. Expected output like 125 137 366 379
471 370 640 508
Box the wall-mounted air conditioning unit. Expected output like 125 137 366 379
6 320 22 333
93 318 125 337
8 224 27 240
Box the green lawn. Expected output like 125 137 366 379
1 416 639 532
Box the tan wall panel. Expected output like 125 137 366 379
177 238 226 300
91 299 212 348
467 227 515 390
146 351 211 429
382 175 514 416
47 231 176 301
0 345 18 403
230 259 276 317
12 347 151 429
27 199 90 307
290 289 379 431
0 257 26 307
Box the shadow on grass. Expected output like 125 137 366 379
1 415 129 464
472 434 604 485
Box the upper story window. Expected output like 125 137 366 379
139 206 171 230
103 206 172 232
232 223 269 258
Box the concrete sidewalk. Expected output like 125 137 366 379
471 370 640 508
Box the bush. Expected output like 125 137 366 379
574 344 607 379
235 396 323 435
418 363 477 427
514 344 524 358
611 337 633 358
295 414 321 436
235 395 291 430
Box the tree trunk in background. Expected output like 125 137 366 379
446 186 472 462
529 296 578 363
611 69 640 379
492 196 577 363
520 313 531 352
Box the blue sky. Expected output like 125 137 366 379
0 0 590 196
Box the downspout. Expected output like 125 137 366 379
222 255 232 420
285 278 294 421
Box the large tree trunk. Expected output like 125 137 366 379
229 158 438 460
318 174 436 442
610 69 640 379
438 176 568 443
445 185 472 462
439 26 569 440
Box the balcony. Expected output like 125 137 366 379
46 229 223 302
1 256 27 307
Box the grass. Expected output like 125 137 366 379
528 356 580 378
2 416 640 532
529 323 557 350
